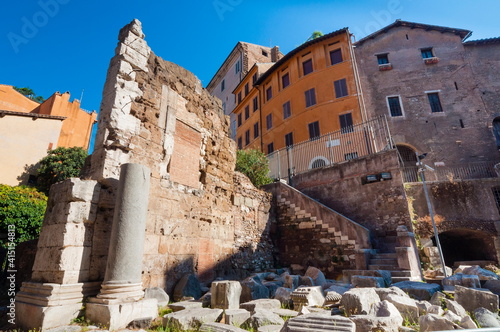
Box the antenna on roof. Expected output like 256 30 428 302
80 89 84 106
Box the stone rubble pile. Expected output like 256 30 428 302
45 264 500 332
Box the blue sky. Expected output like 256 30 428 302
1 0 499 150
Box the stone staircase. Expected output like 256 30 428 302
277 194 359 249
369 252 413 283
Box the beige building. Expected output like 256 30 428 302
0 85 97 185
206 42 282 138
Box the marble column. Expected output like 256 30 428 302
86 163 157 329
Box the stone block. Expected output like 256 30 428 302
86 298 158 331
211 280 242 310
240 299 281 312
200 322 248 332
473 307 500 328
274 287 293 307
241 277 270 302
442 273 481 290
484 279 500 295
163 307 223 330
444 299 467 318
290 286 325 310
281 313 355 332
16 301 83 331
340 288 380 316
169 300 203 312
144 287 169 307
375 286 409 301
173 274 202 301
270 308 298 319
455 285 499 313
392 281 441 300
385 294 419 324
224 309 251 327
304 266 326 287
242 309 284 330
351 276 385 288
418 314 461 331
350 315 401 332
462 265 500 280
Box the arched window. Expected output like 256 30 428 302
308 156 329 169
396 145 417 167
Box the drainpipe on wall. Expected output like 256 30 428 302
349 32 368 122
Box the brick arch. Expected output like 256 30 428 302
431 227 498 266
396 144 418 167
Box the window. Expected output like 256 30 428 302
252 73 257 85
267 142 274 154
311 158 327 169
283 101 291 119
266 87 272 101
237 113 242 127
427 92 443 113
237 137 242 149
235 61 240 73
285 132 294 148
253 122 259 138
421 48 434 59
237 92 242 104
245 130 250 146
303 59 313 75
493 187 500 215
244 83 249 96
334 79 348 98
245 106 250 120
330 49 343 65
262 50 268 57
377 54 389 64
253 97 258 112
308 121 320 140
282 73 290 89
387 96 403 117
493 117 500 148
339 113 353 133
221 80 225 92
305 88 316 107
266 114 273 130
345 152 359 160
396 145 417 167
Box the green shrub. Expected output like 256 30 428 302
235 149 272 188
0 185 47 247
36 146 87 194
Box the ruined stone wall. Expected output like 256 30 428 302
291 150 411 252
79 20 274 294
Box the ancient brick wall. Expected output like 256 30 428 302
291 150 411 252
77 20 275 294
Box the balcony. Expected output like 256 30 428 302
378 63 393 71
424 57 439 65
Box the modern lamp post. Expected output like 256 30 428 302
416 153 448 278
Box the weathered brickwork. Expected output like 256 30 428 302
29 20 273 295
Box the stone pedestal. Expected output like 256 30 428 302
86 163 157 329
396 226 423 281
15 281 100 331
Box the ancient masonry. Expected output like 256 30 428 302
15 19 274 330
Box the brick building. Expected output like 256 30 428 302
206 42 282 138
354 20 500 168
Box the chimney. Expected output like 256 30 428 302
271 46 280 62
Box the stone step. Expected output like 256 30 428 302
372 253 397 259
391 276 412 283
369 264 400 271
370 258 398 265
390 270 412 277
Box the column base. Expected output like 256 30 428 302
14 281 101 331
86 298 158 330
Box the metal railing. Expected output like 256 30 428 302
401 162 498 183
267 116 393 180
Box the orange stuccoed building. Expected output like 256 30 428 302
232 28 366 154
0 84 97 185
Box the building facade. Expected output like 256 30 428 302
0 85 97 185
206 42 282 138
354 20 500 168
233 28 366 157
